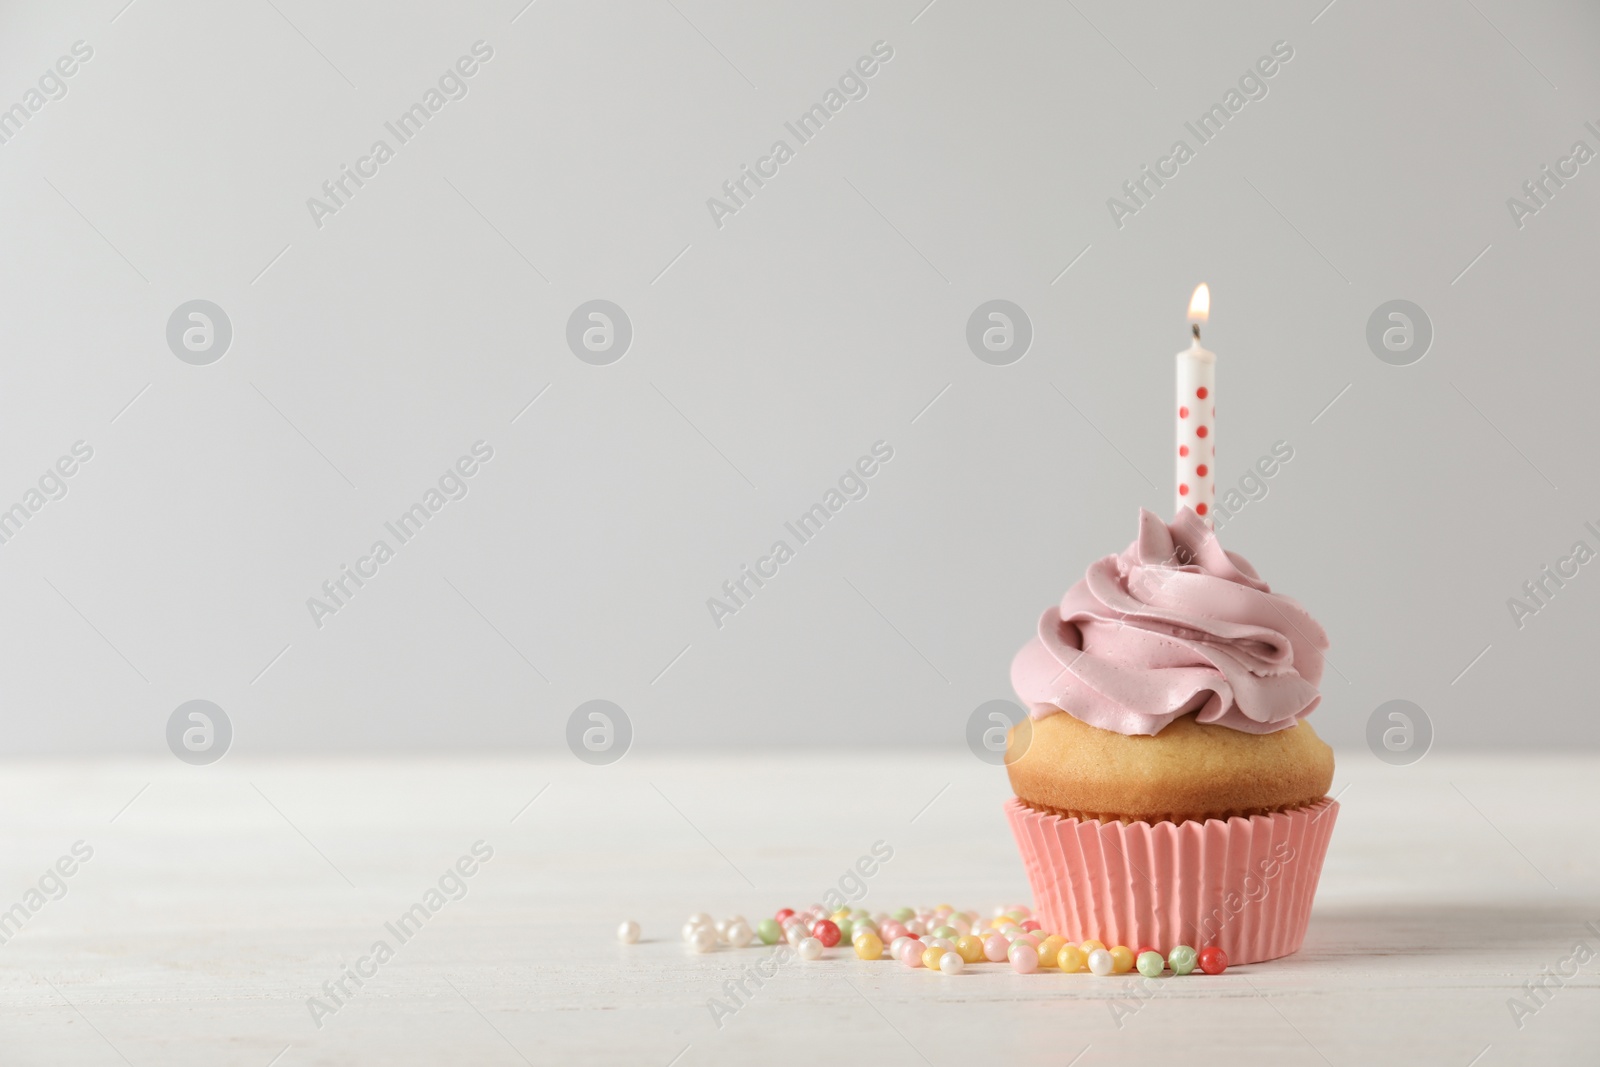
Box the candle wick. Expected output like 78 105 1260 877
1191 323 1201 341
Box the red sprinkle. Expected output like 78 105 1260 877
811 919 841 947
775 908 795 923
1199 946 1228 975
1020 920 1042 932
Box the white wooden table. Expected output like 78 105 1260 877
0 752 1594 1065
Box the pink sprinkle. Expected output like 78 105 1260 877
1008 943 1039 974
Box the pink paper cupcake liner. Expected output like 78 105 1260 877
1005 796 1338 965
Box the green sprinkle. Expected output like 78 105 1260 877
1168 945 1198 976
892 907 915 922
1136 950 1165 978
932 925 959 940
756 919 782 945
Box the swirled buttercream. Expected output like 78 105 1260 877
1011 508 1328 736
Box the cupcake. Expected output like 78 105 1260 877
1003 507 1337 964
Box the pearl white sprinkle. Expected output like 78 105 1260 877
889 936 911 958
1087 948 1114 976
798 937 824 961
688 913 714 929
617 920 640 944
939 952 964 975
904 919 927 936
689 925 718 953
785 923 807 948
726 921 754 948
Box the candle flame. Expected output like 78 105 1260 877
1187 283 1210 323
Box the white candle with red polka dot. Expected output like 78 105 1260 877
1176 284 1215 523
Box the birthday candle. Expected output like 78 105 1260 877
1176 284 1215 523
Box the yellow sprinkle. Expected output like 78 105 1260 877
1109 946 1135 974
1057 944 1087 973
1037 935 1066 967
854 932 883 960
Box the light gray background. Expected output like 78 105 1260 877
2 0 1596 755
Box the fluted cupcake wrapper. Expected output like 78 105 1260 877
1004 797 1338 965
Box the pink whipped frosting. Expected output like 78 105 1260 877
1011 507 1328 736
